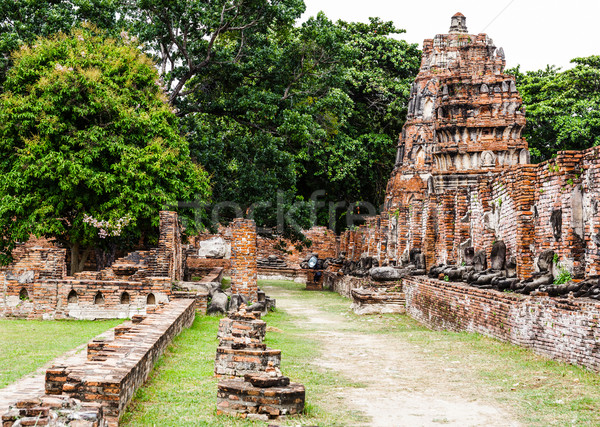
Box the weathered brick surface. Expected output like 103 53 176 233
214 309 282 377
257 226 338 267
334 16 600 284
2 396 105 427
403 276 600 372
216 379 305 419
230 219 258 301
214 347 282 377
1 212 183 319
43 299 195 426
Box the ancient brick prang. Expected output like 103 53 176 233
388 12 528 197
333 14 600 286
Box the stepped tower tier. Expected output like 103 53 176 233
386 14 529 209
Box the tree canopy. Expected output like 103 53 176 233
510 56 600 162
183 14 421 232
0 0 123 89
0 26 210 269
1 1 423 239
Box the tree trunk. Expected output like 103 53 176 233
69 243 92 275
95 243 116 271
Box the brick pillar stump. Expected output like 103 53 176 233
231 219 258 302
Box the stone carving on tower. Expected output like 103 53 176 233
385 13 529 209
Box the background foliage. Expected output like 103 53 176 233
509 56 600 163
1 1 599 265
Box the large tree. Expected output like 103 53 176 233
182 15 421 232
511 56 600 162
0 25 210 271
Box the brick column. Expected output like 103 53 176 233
230 219 258 302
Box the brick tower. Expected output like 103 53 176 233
385 13 529 210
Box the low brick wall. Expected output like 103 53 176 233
257 267 308 284
323 272 373 298
1 277 171 319
217 379 305 420
403 277 600 372
351 288 406 315
44 299 195 426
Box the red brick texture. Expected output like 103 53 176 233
257 226 338 267
1 211 183 319
403 276 600 372
230 219 258 301
4 299 195 427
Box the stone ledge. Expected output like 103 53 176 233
42 299 195 426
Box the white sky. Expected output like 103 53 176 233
301 0 600 71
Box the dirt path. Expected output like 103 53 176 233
264 285 519 427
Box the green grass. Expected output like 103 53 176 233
121 300 366 426
122 279 600 426
0 319 123 387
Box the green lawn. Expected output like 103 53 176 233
122 280 600 426
0 319 123 387
120 300 366 426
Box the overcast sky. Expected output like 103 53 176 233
301 0 600 71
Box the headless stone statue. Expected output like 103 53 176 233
511 250 554 294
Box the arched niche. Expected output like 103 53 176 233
120 291 130 305
94 291 105 305
67 290 78 304
147 293 156 305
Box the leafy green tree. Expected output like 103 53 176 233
511 56 600 162
182 14 420 232
124 0 306 107
0 26 210 271
0 0 122 89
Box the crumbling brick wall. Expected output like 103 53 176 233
403 276 600 372
257 226 338 267
1 211 182 319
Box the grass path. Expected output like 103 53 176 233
123 280 600 426
0 319 123 388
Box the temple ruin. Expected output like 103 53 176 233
3 12 600 426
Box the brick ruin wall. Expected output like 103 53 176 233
338 147 600 282
3 299 195 427
1 211 183 319
403 277 600 372
257 226 338 267
334 14 600 282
